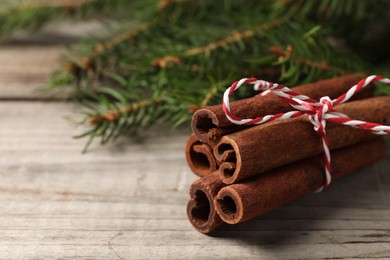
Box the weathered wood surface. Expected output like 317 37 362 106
0 23 389 260
0 19 108 100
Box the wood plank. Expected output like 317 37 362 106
0 46 66 99
0 101 389 259
0 19 109 100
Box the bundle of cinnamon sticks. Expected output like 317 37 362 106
185 73 389 234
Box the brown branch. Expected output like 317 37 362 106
67 22 149 73
152 55 181 68
185 19 284 56
271 45 349 74
67 0 186 71
153 18 285 68
64 23 149 83
88 97 165 126
92 23 149 59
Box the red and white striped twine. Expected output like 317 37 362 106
222 75 390 191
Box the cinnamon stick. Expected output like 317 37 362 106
185 134 218 177
214 96 390 184
186 171 225 234
192 73 372 143
215 138 387 224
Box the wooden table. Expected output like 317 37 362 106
0 25 389 259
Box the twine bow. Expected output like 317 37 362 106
222 75 390 191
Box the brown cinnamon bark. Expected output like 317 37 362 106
185 134 218 177
214 96 390 184
192 73 372 143
215 138 387 224
186 171 225 234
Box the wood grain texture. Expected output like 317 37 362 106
0 19 108 100
0 46 66 99
0 101 389 259
0 24 389 259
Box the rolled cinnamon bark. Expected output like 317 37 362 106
215 138 387 224
192 73 372 143
186 171 225 234
185 134 218 177
215 96 390 184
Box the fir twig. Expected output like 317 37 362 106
67 22 149 70
153 18 285 68
88 97 165 126
271 45 349 74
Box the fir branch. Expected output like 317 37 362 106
93 23 149 58
87 96 165 126
67 22 149 70
49 22 151 90
153 18 285 68
185 19 285 57
270 45 349 74
57 0 217 86
51 1 281 92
